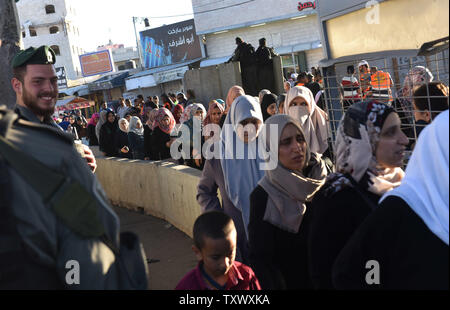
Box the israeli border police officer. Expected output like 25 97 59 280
0 46 148 289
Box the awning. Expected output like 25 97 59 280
275 40 322 55
59 84 89 97
319 37 450 68
125 58 202 91
418 36 449 56
126 74 157 91
55 96 95 112
200 56 230 68
318 49 419 68
88 71 130 92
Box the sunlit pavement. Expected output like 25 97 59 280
113 206 198 290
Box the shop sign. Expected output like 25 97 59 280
298 1 316 11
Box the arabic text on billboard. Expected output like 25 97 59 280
79 50 114 77
139 19 202 69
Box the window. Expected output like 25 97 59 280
22 31 26 38
45 5 55 14
29 27 37 37
51 45 61 56
49 26 59 34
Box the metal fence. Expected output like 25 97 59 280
320 47 449 164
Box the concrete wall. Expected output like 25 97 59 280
95 157 203 238
183 62 242 105
184 56 285 103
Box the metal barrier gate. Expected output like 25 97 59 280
320 38 449 164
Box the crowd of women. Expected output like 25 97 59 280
195 66 448 290
68 64 447 290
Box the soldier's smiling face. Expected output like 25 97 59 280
13 64 58 119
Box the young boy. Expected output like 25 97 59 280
175 211 261 290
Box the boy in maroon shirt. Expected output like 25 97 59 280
176 211 261 290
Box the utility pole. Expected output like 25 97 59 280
133 17 149 70
0 0 22 109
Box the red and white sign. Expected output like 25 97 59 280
79 50 114 77
298 1 316 11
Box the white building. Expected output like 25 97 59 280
16 0 88 82
111 46 141 71
192 0 324 78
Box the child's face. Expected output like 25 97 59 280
194 230 237 279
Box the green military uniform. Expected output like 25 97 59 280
0 46 148 289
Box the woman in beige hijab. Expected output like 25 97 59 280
219 86 245 127
248 114 328 289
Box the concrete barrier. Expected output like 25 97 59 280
94 155 203 239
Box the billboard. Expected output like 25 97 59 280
139 19 202 69
79 50 114 77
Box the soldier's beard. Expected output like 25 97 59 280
22 85 57 120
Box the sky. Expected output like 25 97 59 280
76 0 195 52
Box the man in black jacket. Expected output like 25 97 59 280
255 38 278 92
228 37 257 95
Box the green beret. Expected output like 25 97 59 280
12 45 56 68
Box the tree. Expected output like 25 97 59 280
0 0 21 109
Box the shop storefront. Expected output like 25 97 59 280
125 60 200 98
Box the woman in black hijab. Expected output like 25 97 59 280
99 111 119 157
260 93 278 122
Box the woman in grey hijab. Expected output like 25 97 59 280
95 110 108 142
127 116 145 160
248 114 328 289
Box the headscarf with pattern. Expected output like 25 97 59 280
153 108 176 134
147 108 160 128
399 66 434 122
179 104 194 124
324 100 404 197
203 100 225 127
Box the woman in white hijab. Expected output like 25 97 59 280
333 110 448 290
248 114 328 289
220 95 265 239
114 118 131 159
284 86 330 155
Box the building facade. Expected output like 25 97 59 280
110 46 141 71
192 0 324 78
16 0 88 82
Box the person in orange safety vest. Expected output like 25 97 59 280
370 68 394 105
